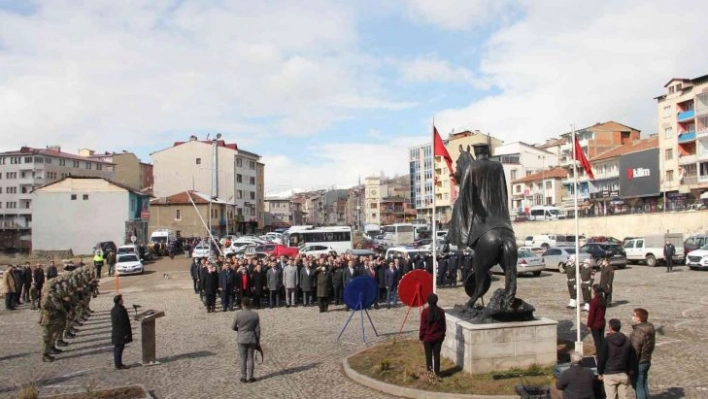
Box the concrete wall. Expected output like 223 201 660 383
33 191 128 255
512 210 708 240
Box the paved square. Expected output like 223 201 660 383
1 258 706 398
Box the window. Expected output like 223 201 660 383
175 209 181 220
196 158 201 165
24 156 33 163
249 161 256 169
237 174 242 183
666 169 674 182
97 164 103 171
83 194 89 200
7 186 16 194
669 86 675 94
510 170 517 181
85 162 92 170
6 172 17 179
665 149 673 160
676 83 682 91
71 194 77 200
249 176 255 185
59 159 66 166
236 157 243 167
6 201 17 209
663 105 671 117
0 187 2 194
250 191 255 200
237 190 243 199
45 157 52 164
664 127 673 139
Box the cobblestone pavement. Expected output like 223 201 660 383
1 258 707 398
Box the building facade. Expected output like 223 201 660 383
82 150 146 190
511 167 568 213
149 191 233 238
151 135 264 233
558 121 641 212
656 75 708 207
264 197 295 227
493 142 557 213
0 146 114 250
32 177 150 255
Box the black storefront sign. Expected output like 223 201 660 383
619 148 660 199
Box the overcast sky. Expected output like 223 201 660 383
2 0 707 194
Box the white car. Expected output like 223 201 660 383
300 245 336 257
541 247 591 273
192 243 211 258
117 244 138 255
115 254 144 275
686 244 708 270
492 249 545 277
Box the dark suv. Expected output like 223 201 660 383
98 241 117 254
580 242 627 269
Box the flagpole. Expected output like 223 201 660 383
572 123 583 356
431 121 438 294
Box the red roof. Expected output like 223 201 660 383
512 167 568 184
591 136 658 162
172 140 238 151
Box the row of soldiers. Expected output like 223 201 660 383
40 266 100 362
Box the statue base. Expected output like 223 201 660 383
453 288 536 324
442 311 558 375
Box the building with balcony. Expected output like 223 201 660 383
364 175 412 226
264 197 295 227
656 74 708 205
557 121 641 209
32 176 150 255
149 190 233 239
151 135 264 234
0 146 114 250
493 142 557 214
511 167 568 213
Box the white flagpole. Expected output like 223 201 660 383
432 123 438 294
572 124 583 355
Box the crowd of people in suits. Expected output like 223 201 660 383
188 251 475 313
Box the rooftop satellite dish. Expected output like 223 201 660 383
337 276 379 343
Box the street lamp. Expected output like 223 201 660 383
210 133 222 241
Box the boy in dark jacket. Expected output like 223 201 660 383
597 318 634 399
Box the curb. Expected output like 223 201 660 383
342 348 520 399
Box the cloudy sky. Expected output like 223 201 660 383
2 0 707 194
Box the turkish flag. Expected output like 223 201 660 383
573 137 595 180
433 125 454 181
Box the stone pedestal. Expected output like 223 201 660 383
442 310 558 375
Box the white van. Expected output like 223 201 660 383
528 206 565 221
531 234 577 249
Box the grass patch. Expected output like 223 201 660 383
348 338 555 395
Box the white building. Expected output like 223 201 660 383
151 135 265 232
32 177 151 255
492 142 557 213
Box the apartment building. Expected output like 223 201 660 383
0 146 113 246
409 130 502 225
263 197 293 227
656 74 708 206
557 121 641 210
493 142 557 213
151 135 264 234
81 150 153 190
511 167 568 213
149 190 233 238
364 175 412 226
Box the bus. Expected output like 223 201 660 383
283 226 353 254
381 223 415 247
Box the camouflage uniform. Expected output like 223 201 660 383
41 279 65 361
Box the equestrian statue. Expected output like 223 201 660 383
447 143 535 323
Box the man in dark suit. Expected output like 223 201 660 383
110 294 132 370
219 264 235 311
232 297 261 383
663 241 676 273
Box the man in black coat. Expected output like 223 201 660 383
111 294 132 370
447 252 459 287
46 261 58 279
189 258 200 294
219 264 236 312
330 263 344 306
204 265 220 313
663 241 676 273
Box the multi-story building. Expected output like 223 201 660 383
409 130 502 226
151 135 264 234
81 150 152 190
0 146 114 249
364 175 413 226
557 121 641 211
264 197 294 227
511 167 568 213
493 142 557 213
140 162 154 192
588 136 659 215
345 185 364 229
656 74 708 206
364 177 382 225
256 162 265 228
149 190 233 238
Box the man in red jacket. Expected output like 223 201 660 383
419 293 446 376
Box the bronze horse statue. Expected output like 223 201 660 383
447 144 520 317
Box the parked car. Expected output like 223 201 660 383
624 234 684 267
684 235 708 258
492 249 545 277
541 247 591 273
117 244 138 255
345 249 378 257
191 243 211 258
300 245 337 257
98 241 117 254
686 244 708 270
584 236 622 245
246 244 298 258
580 243 627 269
115 253 144 275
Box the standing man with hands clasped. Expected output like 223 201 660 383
232 297 261 383
110 294 132 370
